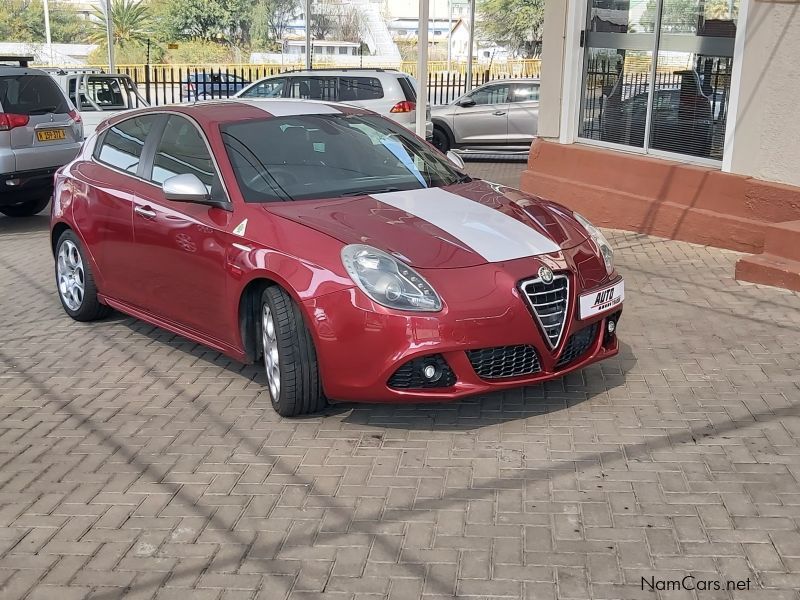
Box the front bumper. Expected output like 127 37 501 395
303 249 623 402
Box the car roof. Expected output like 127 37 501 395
97 99 371 132
0 66 51 77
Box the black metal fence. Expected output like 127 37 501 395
120 64 542 107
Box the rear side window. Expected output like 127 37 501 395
287 77 337 101
338 77 383 101
398 77 417 102
95 115 158 175
511 84 540 103
0 74 68 115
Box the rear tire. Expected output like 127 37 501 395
432 126 451 153
260 286 327 417
0 194 51 217
55 230 111 321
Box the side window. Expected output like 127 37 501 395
511 84 540 103
242 78 285 98
469 84 510 105
338 77 384 102
95 115 157 174
150 115 222 198
287 77 337 101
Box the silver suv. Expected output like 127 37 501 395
1 57 83 217
234 69 433 139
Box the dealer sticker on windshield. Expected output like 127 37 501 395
579 280 624 319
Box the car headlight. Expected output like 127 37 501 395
341 244 442 312
573 213 614 274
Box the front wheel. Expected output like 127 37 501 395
55 230 110 321
431 126 451 153
260 286 327 417
0 194 51 217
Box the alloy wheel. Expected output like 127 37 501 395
57 239 85 311
262 304 281 400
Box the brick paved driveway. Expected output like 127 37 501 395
1 162 800 600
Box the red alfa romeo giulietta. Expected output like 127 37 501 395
50 100 624 416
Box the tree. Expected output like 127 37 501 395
90 0 151 47
156 0 250 45
477 0 544 58
0 0 92 44
251 0 300 48
643 0 737 33
310 0 364 42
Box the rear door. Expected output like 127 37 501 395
452 82 510 145
238 77 286 98
286 76 338 101
507 82 540 145
0 73 81 171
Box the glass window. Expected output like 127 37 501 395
511 84 540 103
95 115 157 174
338 47 349 55
241 78 286 98
338 77 384 102
71 77 131 111
468 84 510 105
287 77 338 101
579 0 738 160
220 114 469 203
0 74 69 115
151 115 222 198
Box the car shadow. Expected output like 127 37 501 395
0 213 51 234
116 314 635 429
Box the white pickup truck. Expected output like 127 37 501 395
45 69 149 137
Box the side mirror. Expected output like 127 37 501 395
458 97 476 108
162 173 210 203
446 150 465 170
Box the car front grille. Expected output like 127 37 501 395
520 274 570 348
466 345 542 380
556 322 600 369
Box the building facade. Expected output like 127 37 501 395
522 0 800 291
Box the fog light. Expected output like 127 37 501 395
422 363 441 381
607 320 616 334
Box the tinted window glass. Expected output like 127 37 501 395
398 77 417 101
151 115 222 197
338 77 383 102
241 78 285 98
287 77 337 101
70 76 131 111
95 115 157 174
511 84 540 103
469 84 510 105
221 114 468 203
0 74 69 115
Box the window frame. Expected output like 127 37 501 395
92 113 163 179
467 83 512 106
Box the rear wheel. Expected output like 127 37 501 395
431 126 451 153
0 194 51 217
260 286 327 417
55 230 110 321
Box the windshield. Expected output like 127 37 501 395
220 113 470 202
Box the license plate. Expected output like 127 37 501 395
579 280 624 319
36 129 66 142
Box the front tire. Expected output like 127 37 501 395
55 230 110 321
260 286 327 417
0 194 51 217
431 126 451 153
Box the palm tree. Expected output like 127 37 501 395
90 0 151 47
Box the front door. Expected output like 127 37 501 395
130 114 233 344
452 82 511 145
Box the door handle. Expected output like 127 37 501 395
493 111 507 116
134 205 156 220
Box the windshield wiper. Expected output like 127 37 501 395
337 187 405 197
28 106 58 115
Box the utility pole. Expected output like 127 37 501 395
416 0 429 138
43 0 53 65
105 0 115 72
305 0 312 69
466 0 475 91
447 0 452 72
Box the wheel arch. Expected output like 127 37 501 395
432 118 456 146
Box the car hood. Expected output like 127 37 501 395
263 180 590 269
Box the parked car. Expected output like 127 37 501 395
47 70 148 138
50 99 623 416
181 72 250 101
1 56 83 217
431 78 540 154
235 69 433 139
